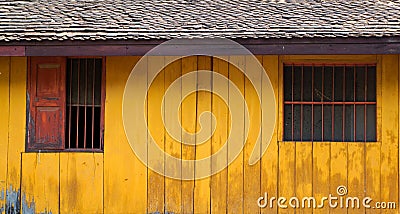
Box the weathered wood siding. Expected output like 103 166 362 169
0 57 27 213
0 55 398 213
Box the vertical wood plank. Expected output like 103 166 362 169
181 56 197 214
261 55 279 214
312 142 330 213
147 56 166 213
210 57 228 214
365 55 381 214
244 55 262 213
347 143 365 212
330 142 347 214
130 56 149 213
398 54 400 214
0 57 9 213
104 56 147 213
193 56 212 214
381 55 399 213
277 56 295 214
278 142 295 214
7 57 26 210
365 143 380 214
21 153 59 214
164 56 182 213
376 55 383 144
132 57 148 213
227 55 245 214
295 142 313 213
60 153 103 214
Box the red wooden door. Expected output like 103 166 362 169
28 57 66 150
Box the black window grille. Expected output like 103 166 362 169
66 58 104 150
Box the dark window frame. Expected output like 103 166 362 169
26 56 105 152
282 62 378 142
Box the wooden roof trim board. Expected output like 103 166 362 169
1 37 400 55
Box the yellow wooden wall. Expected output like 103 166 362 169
103 55 399 214
0 55 398 213
0 57 27 213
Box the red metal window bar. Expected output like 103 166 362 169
283 63 376 142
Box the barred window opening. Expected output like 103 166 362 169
283 64 376 142
66 58 103 150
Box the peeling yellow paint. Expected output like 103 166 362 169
0 55 397 213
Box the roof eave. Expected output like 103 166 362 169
1 37 400 56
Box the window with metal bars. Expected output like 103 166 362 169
66 58 104 150
27 57 104 151
283 64 376 142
